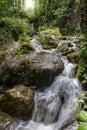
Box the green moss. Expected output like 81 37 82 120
67 51 80 63
0 110 13 120
18 33 30 43
15 42 34 57
14 33 34 57
0 91 33 120
37 28 61 49
0 110 15 130
20 42 34 53
38 26 47 31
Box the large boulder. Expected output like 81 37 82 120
0 53 64 88
0 85 34 120
30 53 64 87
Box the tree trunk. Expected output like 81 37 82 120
80 0 87 33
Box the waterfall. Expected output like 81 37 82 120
8 37 82 130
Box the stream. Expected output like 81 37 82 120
7 36 82 130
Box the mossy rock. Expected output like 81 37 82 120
0 53 64 88
0 110 15 130
37 28 61 49
14 42 34 56
67 51 80 63
0 85 35 120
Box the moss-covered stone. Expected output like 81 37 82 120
0 85 34 120
37 28 61 49
67 51 80 63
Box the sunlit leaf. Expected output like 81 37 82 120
77 110 87 122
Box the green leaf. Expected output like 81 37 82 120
78 122 87 130
82 80 87 84
77 110 87 122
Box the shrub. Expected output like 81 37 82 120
76 34 87 86
0 17 30 44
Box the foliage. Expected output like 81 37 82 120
77 60 87 85
37 0 71 31
76 34 87 86
14 33 34 56
0 17 30 44
67 51 80 63
0 0 33 45
77 34 87 57
0 27 12 45
77 110 87 130
77 94 87 130
15 42 34 55
78 94 87 110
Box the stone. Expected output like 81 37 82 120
58 42 74 55
0 53 64 88
0 111 16 130
0 85 35 120
36 28 61 49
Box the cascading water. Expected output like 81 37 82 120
7 37 82 130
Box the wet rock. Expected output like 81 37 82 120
0 85 35 120
0 53 64 88
63 121 78 130
58 42 74 55
0 111 16 130
61 36 73 41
